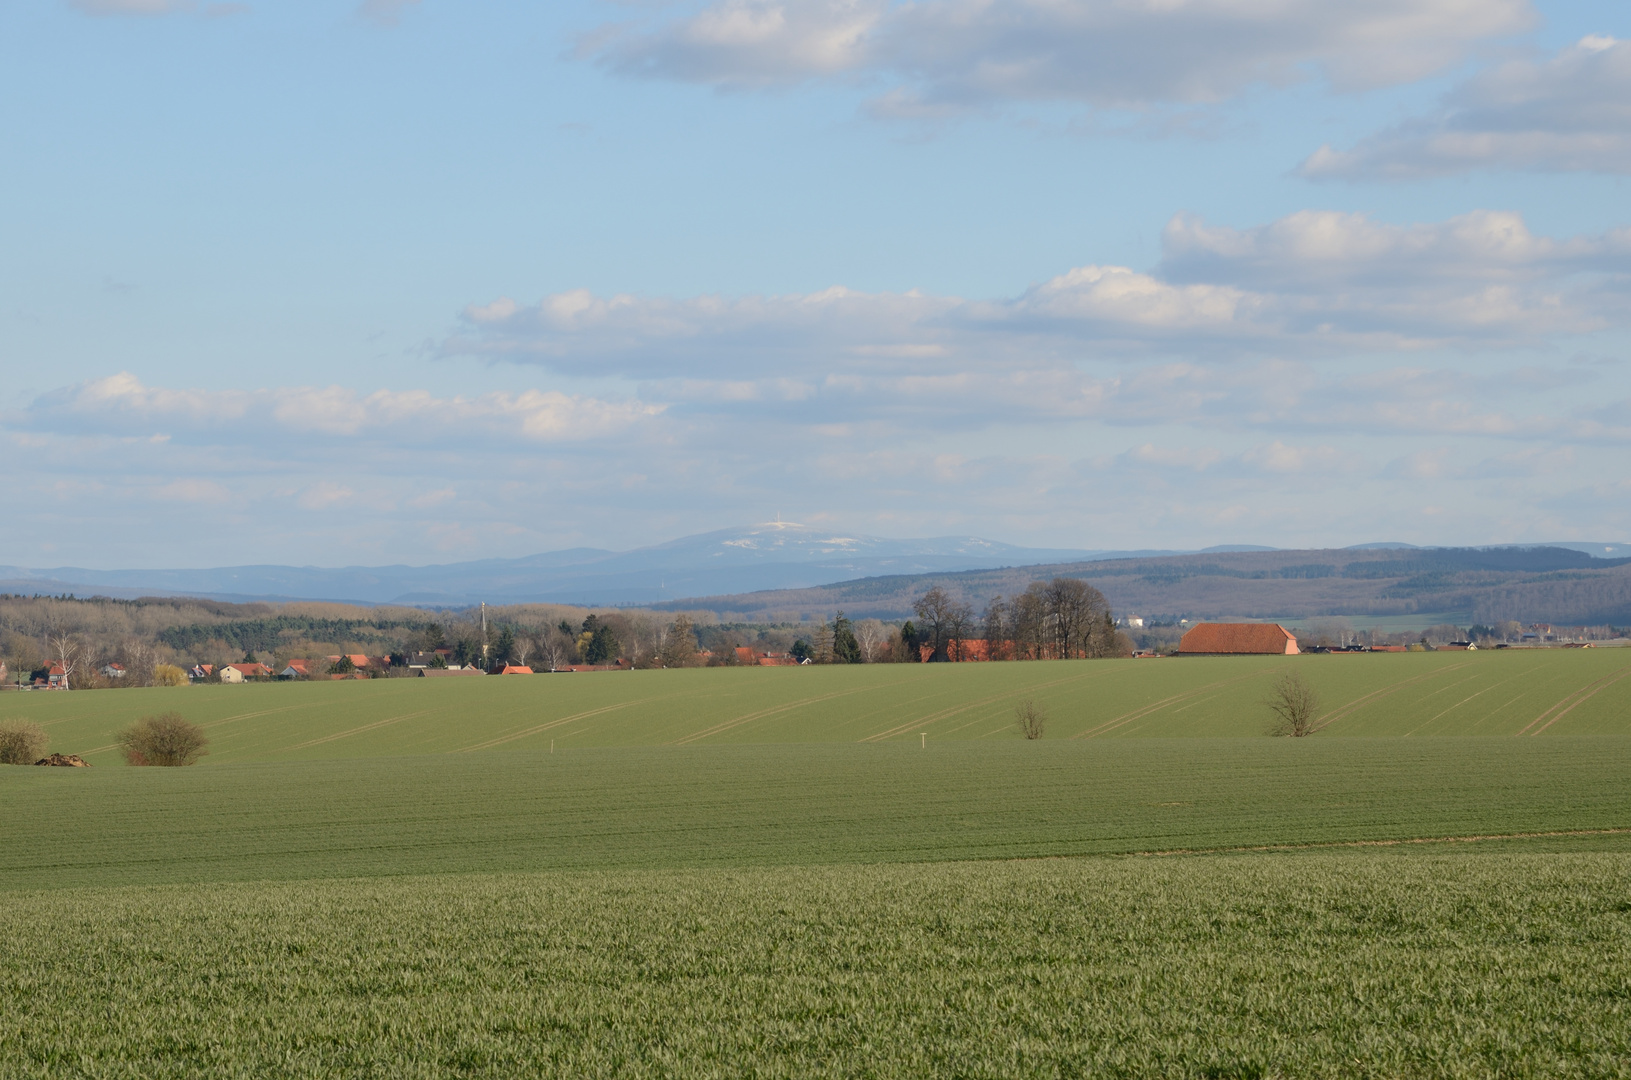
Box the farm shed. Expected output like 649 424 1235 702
1177 623 1300 655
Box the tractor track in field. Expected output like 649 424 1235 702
675 678 923 745
455 699 665 753
1401 672 1526 736
79 702 323 755
1130 827 1631 858
862 668 1112 743
1070 669 1271 740
278 712 430 752
1519 661 1631 736
1308 662 1476 734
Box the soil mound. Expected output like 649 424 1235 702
35 754 90 767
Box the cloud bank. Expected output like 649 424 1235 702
587 0 1533 111
8 207 1628 563
447 210 1631 382
1302 35 1631 177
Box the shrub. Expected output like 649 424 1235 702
1268 671 1319 737
118 712 208 766
0 721 48 765
1014 698 1046 740
152 664 188 687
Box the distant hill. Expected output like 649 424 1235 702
0 522 1123 606
649 546 1631 626
4 527 1627 624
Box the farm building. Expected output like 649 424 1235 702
1177 623 1300 655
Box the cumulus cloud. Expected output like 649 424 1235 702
26 374 664 445
447 209 1631 381
587 0 1533 110
1301 35 1631 178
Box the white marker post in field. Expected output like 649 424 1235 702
921 732 926 749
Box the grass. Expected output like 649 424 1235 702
4 854 1631 1078
5 738 1631 891
3 649 1630 765
7 654 1631 1075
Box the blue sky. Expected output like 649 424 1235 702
2 0 1628 567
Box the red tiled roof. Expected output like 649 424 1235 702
499 665 533 674
1177 623 1300 655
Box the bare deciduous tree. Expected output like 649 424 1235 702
47 632 81 691
913 586 959 662
944 601 974 661
659 615 699 668
122 638 156 687
855 619 885 663
1013 698 1046 740
982 596 1008 662
1267 671 1319 737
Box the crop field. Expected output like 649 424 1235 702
5 648 1631 765
5 854 1631 1078
5 651 1631 1077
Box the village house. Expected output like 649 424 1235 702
279 659 313 679
219 662 271 684
101 662 126 679
1177 623 1300 655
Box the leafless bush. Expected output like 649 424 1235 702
118 712 208 766
1268 671 1319 737
0 721 48 764
1014 698 1046 740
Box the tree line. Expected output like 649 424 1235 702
790 579 1130 663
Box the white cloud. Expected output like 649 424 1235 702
1301 36 1631 178
26 374 665 446
588 0 1534 110
447 209 1631 380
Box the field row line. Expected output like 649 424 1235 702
674 679 928 745
1069 669 1269 740
455 699 660 753
863 669 1109 743
1131 827 1631 858
278 711 430 752
1309 662 1476 734
1519 662 1631 736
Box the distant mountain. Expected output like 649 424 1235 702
3 525 1624 611
647 545 1631 626
0 521 1117 606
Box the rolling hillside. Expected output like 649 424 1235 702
8 649 1630 766
654 545 1631 624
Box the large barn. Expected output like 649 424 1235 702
1177 623 1300 655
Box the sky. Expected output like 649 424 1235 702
2 0 1629 568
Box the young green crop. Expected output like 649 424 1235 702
6 739 1631 891
3 853 1630 1078
2 649 1628 765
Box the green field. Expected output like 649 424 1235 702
5 652 1631 1076
6 649 1630 765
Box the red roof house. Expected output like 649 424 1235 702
1177 623 1300 655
